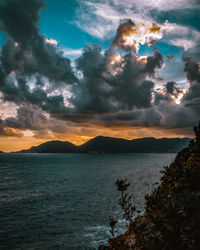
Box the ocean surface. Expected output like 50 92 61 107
0 153 175 249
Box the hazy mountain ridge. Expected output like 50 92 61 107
18 141 78 153
16 136 191 153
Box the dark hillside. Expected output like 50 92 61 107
99 123 200 249
19 141 78 153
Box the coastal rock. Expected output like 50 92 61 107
99 124 200 249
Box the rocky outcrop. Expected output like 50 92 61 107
99 123 200 250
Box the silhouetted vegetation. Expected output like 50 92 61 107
99 122 200 250
115 179 136 223
108 216 117 238
189 121 200 153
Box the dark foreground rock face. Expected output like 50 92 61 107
99 124 200 250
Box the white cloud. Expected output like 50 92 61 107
45 38 58 46
75 0 199 39
60 47 82 57
170 39 196 51
75 0 154 39
113 0 196 11
161 21 200 51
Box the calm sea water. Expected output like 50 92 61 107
0 153 175 249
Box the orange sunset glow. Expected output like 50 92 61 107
0 124 194 152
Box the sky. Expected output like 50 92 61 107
0 0 200 152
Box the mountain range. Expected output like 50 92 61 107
15 136 191 153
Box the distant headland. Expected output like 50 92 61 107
10 136 191 154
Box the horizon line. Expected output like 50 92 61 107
1 135 193 153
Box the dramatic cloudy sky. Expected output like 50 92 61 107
0 0 200 151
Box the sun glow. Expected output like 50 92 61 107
45 38 58 46
156 86 187 105
171 93 184 105
122 22 162 53
109 53 125 74
110 53 123 65
137 55 148 64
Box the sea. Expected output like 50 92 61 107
0 153 175 249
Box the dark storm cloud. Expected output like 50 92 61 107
0 1 174 130
184 84 200 103
182 56 200 116
145 51 163 77
0 74 69 117
166 81 176 94
97 101 198 129
154 92 169 105
0 0 76 83
185 97 200 116
0 0 44 44
69 44 163 115
0 118 23 137
183 56 200 83
2 105 70 135
98 108 162 127
0 0 77 115
179 32 200 121
150 55 200 126
0 38 76 82
0 1 199 134
5 105 48 130
166 81 182 98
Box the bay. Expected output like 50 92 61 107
0 153 175 249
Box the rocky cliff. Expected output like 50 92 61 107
99 123 200 250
